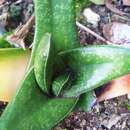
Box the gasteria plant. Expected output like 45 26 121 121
1 0 130 130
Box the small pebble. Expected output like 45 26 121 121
83 8 100 27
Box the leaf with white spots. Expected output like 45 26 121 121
0 68 78 130
59 45 130 97
52 72 71 96
34 33 54 94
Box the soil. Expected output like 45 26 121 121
55 96 130 130
1 0 130 130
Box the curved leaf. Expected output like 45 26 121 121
52 0 79 53
51 0 80 78
0 68 78 130
76 91 96 112
59 45 130 97
30 0 52 66
52 72 71 96
34 33 53 94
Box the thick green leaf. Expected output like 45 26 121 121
30 0 52 66
0 1 80 129
32 0 80 66
64 63 115 97
34 0 80 93
34 33 53 94
52 72 71 96
59 45 130 97
76 91 96 112
52 0 79 53
51 0 81 81
0 68 78 130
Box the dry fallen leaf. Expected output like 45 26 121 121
96 74 130 102
105 0 127 16
7 14 35 49
103 22 130 44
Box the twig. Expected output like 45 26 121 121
112 14 130 22
14 0 23 5
105 0 130 17
76 21 111 44
7 14 35 49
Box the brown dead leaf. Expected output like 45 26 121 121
96 74 130 102
103 22 130 44
7 14 35 49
